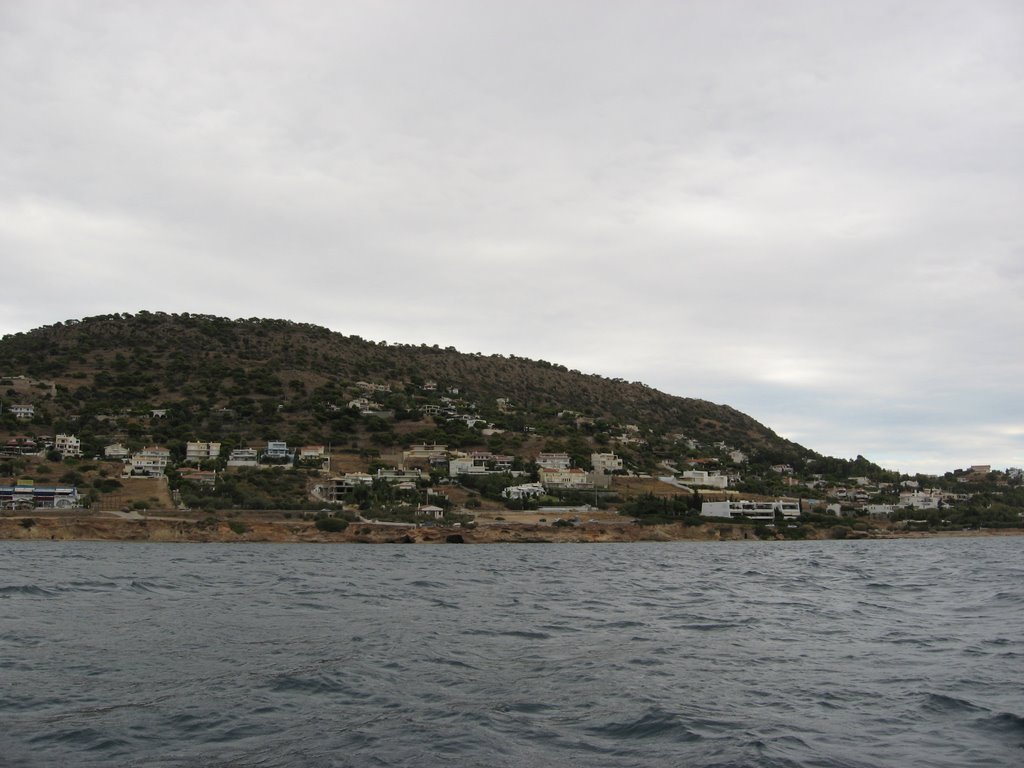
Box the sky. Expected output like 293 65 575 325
2 1 1022 475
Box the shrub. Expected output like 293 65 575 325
19 517 36 529
315 517 348 533
228 520 248 535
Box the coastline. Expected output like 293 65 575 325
2 513 1022 544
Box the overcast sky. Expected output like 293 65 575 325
2 1 1022 475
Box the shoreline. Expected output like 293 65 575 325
2 513 1022 544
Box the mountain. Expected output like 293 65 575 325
0 311 814 470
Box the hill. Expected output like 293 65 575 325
0 311 813 470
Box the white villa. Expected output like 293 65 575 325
54 434 82 458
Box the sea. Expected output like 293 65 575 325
1 538 1022 768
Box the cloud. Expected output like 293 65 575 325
1 0 1022 474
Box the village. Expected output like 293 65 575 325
3 372 1021 535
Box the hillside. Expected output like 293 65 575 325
0 311 810 468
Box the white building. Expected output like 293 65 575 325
864 504 896 518
536 452 572 470
404 443 449 462
227 448 259 467
263 441 293 463
539 467 591 489
376 467 424 482
9 404 34 421
502 482 546 500
130 446 171 477
591 453 623 474
701 499 800 521
679 470 729 489
54 434 82 458
898 490 940 510
185 441 221 463
104 443 130 460
450 456 489 476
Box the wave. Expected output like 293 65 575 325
586 708 704 743
0 584 58 597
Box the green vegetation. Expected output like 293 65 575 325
314 517 348 532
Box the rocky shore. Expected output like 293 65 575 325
2 512 1021 545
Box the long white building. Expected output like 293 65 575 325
701 499 800 521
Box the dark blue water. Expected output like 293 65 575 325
1 539 1022 767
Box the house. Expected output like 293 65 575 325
591 453 623 474
227 448 259 467
450 456 489 476
403 443 449 465
864 504 895 518
262 441 293 464
130 446 171 477
179 470 217 487
376 467 424 482
418 504 445 519
54 434 82 458
321 473 374 502
491 455 515 471
9 404 34 421
299 445 326 460
679 470 728 489
104 443 130 460
701 499 801 521
3 436 38 456
185 441 221 463
502 482 546 500
899 490 940 510
539 467 591 489
536 452 571 470
150 409 168 418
